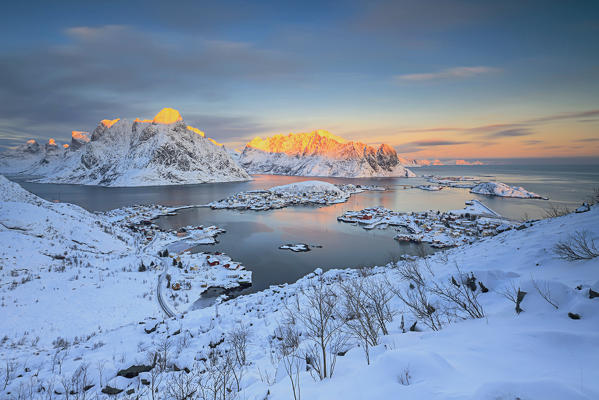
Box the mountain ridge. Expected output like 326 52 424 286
0 108 251 186
240 130 416 178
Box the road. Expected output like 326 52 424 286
157 258 176 318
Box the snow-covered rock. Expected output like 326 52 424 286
471 181 546 199
70 130 90 150
576 203 591 213
239 130 416 178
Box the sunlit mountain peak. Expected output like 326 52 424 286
101 118 120 128
152 108 182 124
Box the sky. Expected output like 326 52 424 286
0 0 598 160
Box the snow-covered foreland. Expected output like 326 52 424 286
1 179 597 399
416 184 443 191
470 181 547 199
424 175 481 189
209 180 376 211
0 108 250 186
0 176 251 351
338 200 514 248
422 176 547 199
239 130 416 178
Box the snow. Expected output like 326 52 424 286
1 177 598 400
470 181 546 199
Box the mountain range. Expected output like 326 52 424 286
239 130 416 178
0 108 250 186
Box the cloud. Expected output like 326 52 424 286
396 66 500 82
526 109 599 123
489 128 533 137
356 0 511 34
0 25 300 144
395 139 470 153
574 138 599 142
185 114 285 143
523 139 543 145
406 139 470 146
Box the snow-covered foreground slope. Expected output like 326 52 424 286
0 177 251 355
1 177 597 399
0 176 159 343
1 108 250 186
239 130 415 178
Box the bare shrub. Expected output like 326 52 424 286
67 363 91 400
146 355 163 400
339 279 380 365
272 323 303 400
429 266 485 320
165 370 198 400
339 277 396 364
389 261 485 331
398 367 412 386
3 360 17 390
197 348 237 400
388 261 444 331
531 278 559 309
362 277 396 336
156 337 172 372
289 276 346 380
228 324 250 367
554 231 599 261
544 203 571 218
499 282 527 314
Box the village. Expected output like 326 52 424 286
104 203 253 311
337 200 516 248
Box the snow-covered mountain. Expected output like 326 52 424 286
239 130 416 178
0 138 62 174
2 108 251 186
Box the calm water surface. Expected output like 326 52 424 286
12 165 599 293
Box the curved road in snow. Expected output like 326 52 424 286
157 258 176 318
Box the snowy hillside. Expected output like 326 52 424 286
239 130 416 178
0 176 156 342
0 177 251 352
1 176 597 399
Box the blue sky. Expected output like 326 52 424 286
0 0 598 159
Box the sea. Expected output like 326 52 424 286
12 164 599 293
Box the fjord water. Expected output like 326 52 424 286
14 164 599 293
